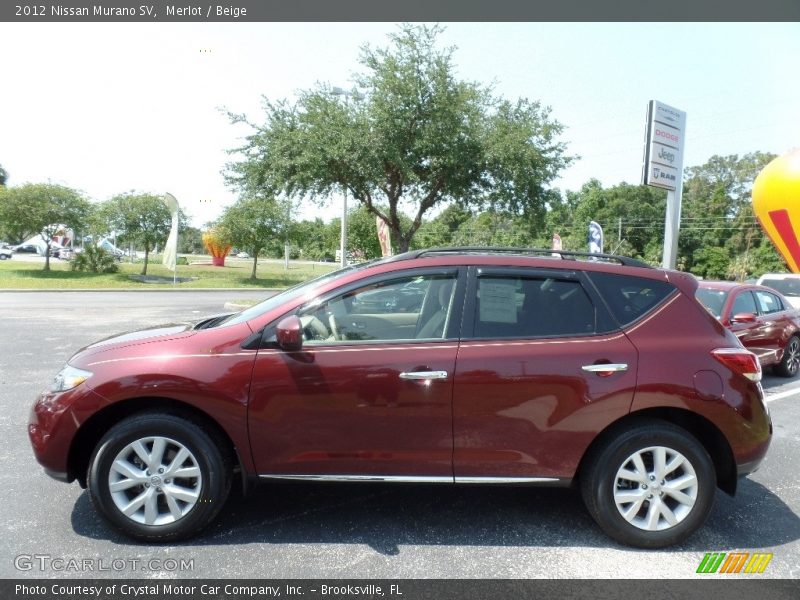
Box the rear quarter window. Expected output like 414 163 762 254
587 272 676 327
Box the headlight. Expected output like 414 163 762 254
50 366 92 393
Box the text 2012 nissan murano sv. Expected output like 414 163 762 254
29 248 772 547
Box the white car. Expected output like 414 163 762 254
0 247 12 260
237 252 250 259
756 273 800 308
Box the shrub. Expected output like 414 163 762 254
71 245 119 273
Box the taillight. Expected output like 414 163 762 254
711 348 762 382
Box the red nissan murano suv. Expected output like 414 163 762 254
28 248 772 548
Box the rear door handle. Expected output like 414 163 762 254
582 363 628 374
399 370 448 380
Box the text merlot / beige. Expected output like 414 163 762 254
166 4 247 17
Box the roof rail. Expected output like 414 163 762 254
396 247 652 268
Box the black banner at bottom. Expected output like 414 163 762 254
5 579 800 600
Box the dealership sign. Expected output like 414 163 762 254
642 100 686 191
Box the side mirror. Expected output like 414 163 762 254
731 312 757 324
276 315 303 351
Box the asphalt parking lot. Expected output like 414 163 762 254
0 291 798 579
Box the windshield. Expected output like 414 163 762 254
695 288 728 319
760 278 800 298
221 260 383 327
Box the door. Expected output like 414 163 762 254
727 290 773 362
753 288 791 363
452 267 638 481
248 269 464 478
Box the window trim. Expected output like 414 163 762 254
460 266 614 341
259 266 467 349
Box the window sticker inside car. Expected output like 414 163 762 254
480 281 517 323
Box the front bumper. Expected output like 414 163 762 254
28 384 107 481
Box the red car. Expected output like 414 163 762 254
696 281 800 377
29 248 771 548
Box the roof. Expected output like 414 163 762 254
387 247 652 269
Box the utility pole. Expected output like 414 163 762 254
330 86 364 268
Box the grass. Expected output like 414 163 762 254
0 255 337 289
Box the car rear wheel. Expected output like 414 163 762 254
581 421 715 548
775 335 800 377
88 412 231 542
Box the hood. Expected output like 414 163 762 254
84 323 197 352
70 312 235 361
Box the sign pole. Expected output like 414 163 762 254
642 100 686 270
662 188 682 269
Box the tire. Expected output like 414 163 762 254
775 335 800 378
0 254 7 260
87 412 231 542
581 421 715 548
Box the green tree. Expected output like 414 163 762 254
226 24 571 253
0 183 90 270
289 218 337 261
413 204 473 249
549 180 666 260
179 226 206 254
342 204 414 258
219 196 289 279
679 152 777 277
0 164 7 187
98 193 173 275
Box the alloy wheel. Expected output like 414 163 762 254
108 436 202 526
612 445 698 531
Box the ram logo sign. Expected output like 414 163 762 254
696 552 773 574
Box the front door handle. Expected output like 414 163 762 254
582 363 628 376
399 370 448 380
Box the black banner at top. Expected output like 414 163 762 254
2 0 800 22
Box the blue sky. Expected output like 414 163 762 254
1 22 798 226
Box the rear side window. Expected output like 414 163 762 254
754 290 784 315
588 272 676 327
760 278 800 298
474 276 597 338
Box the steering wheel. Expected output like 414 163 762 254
328 314 340 341
299 315 329 341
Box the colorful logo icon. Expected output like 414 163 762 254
696 552 773 574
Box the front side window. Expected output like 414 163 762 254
298 273 457 344
474 276 596 339
730 291 757 316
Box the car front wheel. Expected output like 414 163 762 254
88 412 231 542
581 421 715 548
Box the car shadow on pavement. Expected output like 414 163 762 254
70 477 799 553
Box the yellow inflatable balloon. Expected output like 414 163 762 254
753 148 800 272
